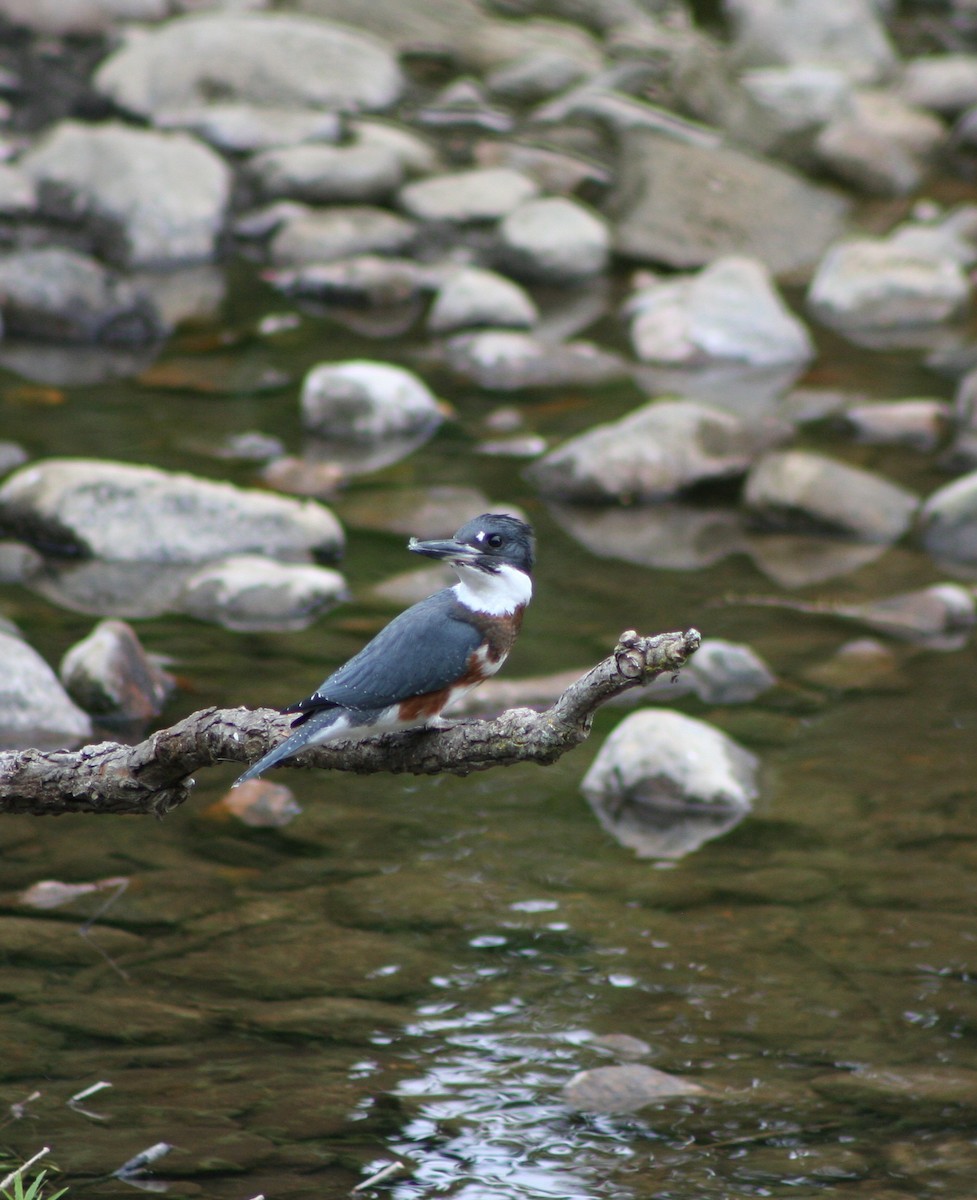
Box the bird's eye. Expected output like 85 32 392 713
485 532 504 550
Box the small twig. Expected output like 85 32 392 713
353 1161 405 1192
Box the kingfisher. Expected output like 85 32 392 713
234 512 535 786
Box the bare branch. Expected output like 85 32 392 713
0 629 700 818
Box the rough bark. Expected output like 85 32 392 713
0 628 700 817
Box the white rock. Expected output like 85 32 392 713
808 236 970 330
626 256 814 366
901 54 977 116
179 555 347 632
497 196 610 282
94 12 404 121
300 360 443 441
427 266 537 333
399 167 538 223
0 629 92 750
0 459 344 563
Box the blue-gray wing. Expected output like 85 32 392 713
286 589 480 717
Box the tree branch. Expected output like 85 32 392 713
0 629 700 817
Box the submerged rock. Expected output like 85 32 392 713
744 450 919 543
612 130 850 277
265 256 437 307
563 1063 706 1113
94 12 405 121
0 248 165 345
625 256 814 366
300 360 443 441
527 398 782 503
60 618 173 723
0 627 92 750
0 459 344 563
21 120 232 269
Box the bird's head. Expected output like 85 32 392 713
408 513 535 578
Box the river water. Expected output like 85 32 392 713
2 264 977 1200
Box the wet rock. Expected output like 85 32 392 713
179 555 347 632
546 500 747 569
248 139 404 205
612 130 851 278
625 256 814 366
746 532 888 587
497 196 610 283
901 54 977 117
0 248 165 345
0 459 344 563
268 205 417 266
0 627 92 749
527 398 782 503
29 559 197 620
841 398 950 450
744 450 919 543
641 637 777 705
588 1032 652 1061
60 618 173 723
725 0 897 84
918 470 977 569
802 638 907 693
94 12 404 122
21 120 232 269
0 914 142 964
160 103 343 155
581 709 758 859
443 329 626 390
300 360 443 442
815 90 946 196
236 995 407 1042
259 456 344 500
427 265 537 333
265 255 437 307
807 235 970 332
563 1063 706 1113
811 1065 977 1117
31 995 213 1044
399 166 538 223
216 780 303 829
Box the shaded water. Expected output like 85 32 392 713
3 272 977 1200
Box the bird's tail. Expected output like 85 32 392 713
233 708 351 787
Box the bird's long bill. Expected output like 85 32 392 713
408 536 480 564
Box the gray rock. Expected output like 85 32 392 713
268 206 417 266
300 360 443 441
744 449 919 543
725 0 897 84
266 256 438 306
94 12 404 122
427 266 538 333
0 248 165 344
815 90 946 196
0 443 27 477
738 65 852 139
612 130 851 278
486 48 591 102
841 398 950 450
644 638 777 705
746 531 887 587
443 330 626 390
248 140 404 204
918 471 977 568
563 1063 706 1113
59 618 173 724
807 236 970 331
349 120 441 178
0 163 36 216
399 167 538 223
0 459 344 563
0 628 92 750
179 555 347 633
21 120 231 268
901 55 977 117
160 104 343 155
625 256 814 366
497 196 610 282
527 398 782 503
581 709 758 859
0 0 165 36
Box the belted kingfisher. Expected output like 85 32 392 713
234 513 535 786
